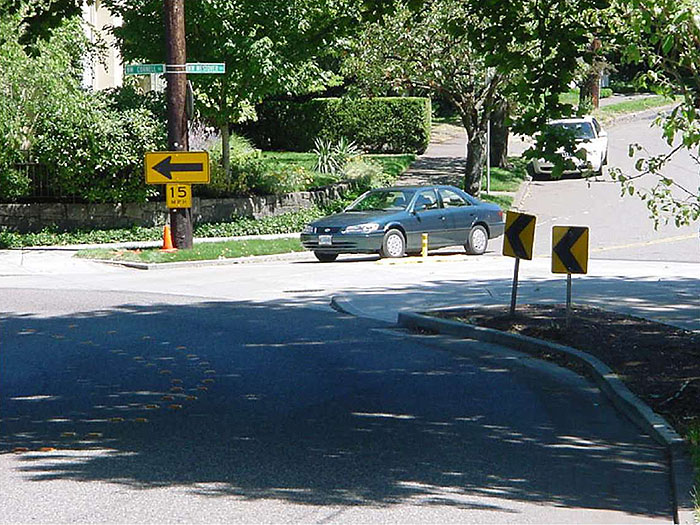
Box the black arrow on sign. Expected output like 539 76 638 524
553 227 586 273
153 156 203 180
505 214 534 259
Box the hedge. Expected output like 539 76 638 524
244 97 431 154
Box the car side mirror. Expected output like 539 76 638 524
598 130 608 138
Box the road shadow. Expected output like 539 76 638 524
0 296 672 519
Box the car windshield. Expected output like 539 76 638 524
550 121 595 140
346 189 416 212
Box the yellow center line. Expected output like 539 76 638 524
589 233 696 253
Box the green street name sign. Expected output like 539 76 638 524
125 63 165 75
186 63 225 74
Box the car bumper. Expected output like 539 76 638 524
300 232 385 253
489 221 505 239
531 155 602 175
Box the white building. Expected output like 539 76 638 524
81 0 122 90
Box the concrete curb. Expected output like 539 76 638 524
395 310 696 525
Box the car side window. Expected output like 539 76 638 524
439 188 468 208
414 189 439 211
592 118 601 135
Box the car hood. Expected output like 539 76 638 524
311 210 401 228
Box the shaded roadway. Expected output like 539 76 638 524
1 290 673 523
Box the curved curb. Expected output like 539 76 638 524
396 310 696 525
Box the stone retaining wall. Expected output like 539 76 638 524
0 183 352 233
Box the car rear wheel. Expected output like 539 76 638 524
380 229 405 258
465 225 488 255
314 252 338 262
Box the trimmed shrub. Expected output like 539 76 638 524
245 97 431 154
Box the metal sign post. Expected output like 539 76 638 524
502 211 536 316
552 225 590 328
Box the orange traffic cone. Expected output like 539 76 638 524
160 225 177 252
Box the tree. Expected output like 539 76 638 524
0 0 85 47
607 0 700 227
104 0 354 179
347 0 608 195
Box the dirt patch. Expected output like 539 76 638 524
432 304 700 435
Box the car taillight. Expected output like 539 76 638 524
498 210 504 220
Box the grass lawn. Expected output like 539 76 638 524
594 95 681 121
77 237 304 263
484 157 528 192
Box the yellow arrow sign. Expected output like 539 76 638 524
552 226 589 274
145 151 210 184
503 211 536 260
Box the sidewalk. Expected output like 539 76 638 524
399 93 676 189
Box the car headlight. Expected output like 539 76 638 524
342 222 380 234
302 224 315 234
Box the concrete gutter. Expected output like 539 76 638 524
396 309 697 525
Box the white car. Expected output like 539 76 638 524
529 116 609 178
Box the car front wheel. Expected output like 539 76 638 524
314 252 338 262
465 225 488 255
380 229 405 258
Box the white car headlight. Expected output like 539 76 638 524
342 223 380 234
302 224 315 234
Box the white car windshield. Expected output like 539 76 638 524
550 121 596 140
347 189 416 212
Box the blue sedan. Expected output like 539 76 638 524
300 185 505 262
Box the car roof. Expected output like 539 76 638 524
549 116 597 125
378 185 463 192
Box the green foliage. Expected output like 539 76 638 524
0 225 163 248
313 138 340 174
194 208 326 238
0 13 166 204
0 12 88 200
343 157 393 189
0 168 31 200
104 1 353 131
610 0 700 226
247 97 431 154
313 137 360 174
33 94 166 203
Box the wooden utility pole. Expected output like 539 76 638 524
163 0 192 249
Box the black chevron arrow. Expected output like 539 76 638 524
153 156 203 180
553 227 587 273
505 213 534 260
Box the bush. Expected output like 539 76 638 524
600 87 613 98
244 97 431 154
32 88 166 203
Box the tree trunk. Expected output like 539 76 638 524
579 37 603 110
221 123 230 182
464 128 487 197
579 71 600 110
489 99 509 169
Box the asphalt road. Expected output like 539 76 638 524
517 112 698 262
1 109 696 523
1 287 673 523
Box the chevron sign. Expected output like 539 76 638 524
503 211 536 260
552 226 589 274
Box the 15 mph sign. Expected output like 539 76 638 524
145 151 210 184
